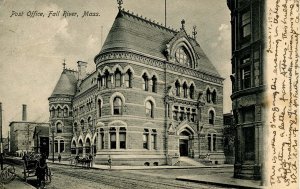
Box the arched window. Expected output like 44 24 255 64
97 73 101 88
88 117 92 127
50 107 55 118
56 122 63 133
206 88 211 103
152 76 157 93
93 137 97 153
109 127 116 149
209 110 215 125
145 101 154 118
97 99 102 117
151 129 157 150
63 107 68 117
142 73 149 91
113 97 122 115
175 46 192 67
143 129 149 149
213 134 217 151
60 140 65 153
115 69 122 87
190 84 194 99
85 138 91 154
57 107 62 117
104 70 110 88
74 122 78 133
175 80 180 96
54 140 58 153
208 133 217 151
119 127 126 149
78 140 83 154
80 120 85 131
100 128 104 149
125 70 132 88
212 90 217 104
71 141 76 154
183 82 188 98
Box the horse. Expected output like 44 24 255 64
74 155 93 168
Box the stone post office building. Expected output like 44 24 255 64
49 6 225 166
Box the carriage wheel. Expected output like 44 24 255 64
45 168 52 183
23 163 27 182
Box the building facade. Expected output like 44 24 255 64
227 0 265 179
49 6 225 165
9 121 49 156
33 125 50 157
223 113 235 164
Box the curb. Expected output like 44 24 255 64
48 161 233 170
176 177 264 189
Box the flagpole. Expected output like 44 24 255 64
165 0 167 27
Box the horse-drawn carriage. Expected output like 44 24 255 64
22 153 52 185
69 154 93 168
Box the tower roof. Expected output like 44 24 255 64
98 10 175 59
50 69 78 98
95 9 220 77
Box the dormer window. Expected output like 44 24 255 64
175 46 191 67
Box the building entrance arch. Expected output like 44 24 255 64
179 130 192 157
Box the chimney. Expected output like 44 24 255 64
77 61 88 80
22 104 27 121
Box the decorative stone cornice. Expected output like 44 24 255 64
166 95 199 107
95 51 223 84
49 97 72 103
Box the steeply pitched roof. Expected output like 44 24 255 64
99 10 175 59
50 69 78 98
96 10 220 77
190 39 220 76
75 71 98 97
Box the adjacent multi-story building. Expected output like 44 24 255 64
223 113 234 164
10 121 49 155
49 5 225 165
9 105 50 156
227 0 265 179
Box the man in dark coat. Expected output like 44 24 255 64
36 153 47 188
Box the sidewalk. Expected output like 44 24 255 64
2 177 35 189
48 160 233 170
176 174 264 189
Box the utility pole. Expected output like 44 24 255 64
0 102 3 170
27 124 30 152
52 125 55 162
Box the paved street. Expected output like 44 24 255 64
44 164 232 189
10 163 232 189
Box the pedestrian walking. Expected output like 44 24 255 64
88 153 93 167
108 155 112 170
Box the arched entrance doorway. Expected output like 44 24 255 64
179 131 190 156
178 127 194 157
85 138 91 154
71 140 76 155
78 139 83 156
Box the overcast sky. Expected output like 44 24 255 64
0 0 231 137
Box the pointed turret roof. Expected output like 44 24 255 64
95 9 220 77
50 69 78 98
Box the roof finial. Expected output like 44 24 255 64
62 59 66 70
192 25 197 39
181 19 185 30
117 0 123 10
